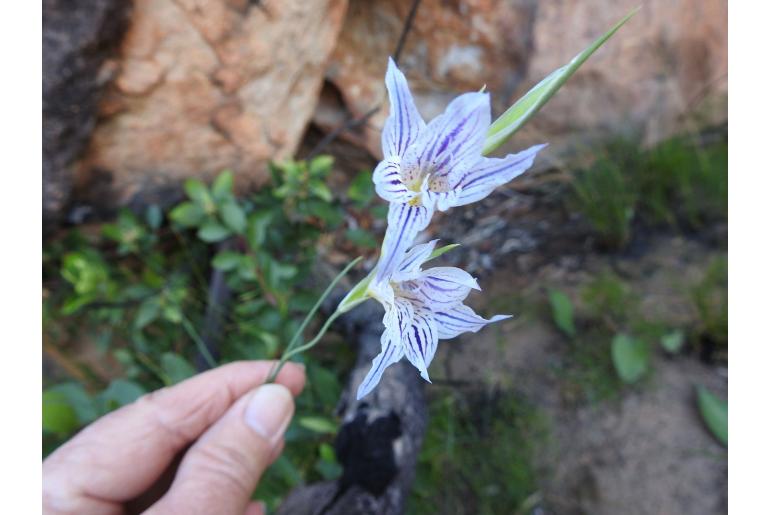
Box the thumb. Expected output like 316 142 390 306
147 384 295 514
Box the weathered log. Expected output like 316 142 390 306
276 300 427 515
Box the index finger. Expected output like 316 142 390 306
43 361 305 508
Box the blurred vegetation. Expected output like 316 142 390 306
42 158 364 509
571 134 727 249
409 390 546 515
690 255 728 359
42 131 728 509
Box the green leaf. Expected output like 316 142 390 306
197 221 231 242
309 155 334 177
98 379 147 412
315 443 343 480
169 201 204 227
42 390 79 434
160 353 197 385
309 180 333 202
212 251 243 271
212 170 234 201
483 8 638 155
237 257 258 281
428 243 460 261
660 330 685 354
345 228 378 249
247 211 273 249
347 170 375 206
298 416 338 434
265 258 298 288
696 385 727 446
135 297 161 329
184 179 214 212
47 383 98 424
371 204 388 220
548 289 576 337
220 202 247 233
611 333 649 384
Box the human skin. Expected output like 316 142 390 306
43 361 306 515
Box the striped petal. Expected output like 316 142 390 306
382 57 425 159
405 92 490 183
373 157 414 204
375 202 434 281
356 334 405 400
412 266 480 308
392 239 439 282
450 144 547 207
434 303 511 340
402 307 439 382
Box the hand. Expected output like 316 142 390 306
43 361 306 515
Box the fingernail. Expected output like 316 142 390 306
244 384 293 445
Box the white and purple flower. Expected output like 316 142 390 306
356 240 510 400
373 57 547 281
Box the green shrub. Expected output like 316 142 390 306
571 134 727 248
43 158 351 510
409 391 545 515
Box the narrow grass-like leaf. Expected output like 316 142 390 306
696 385 727 446
483 8 639 155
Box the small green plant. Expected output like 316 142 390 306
571 134 727 249
690 256 728 353
571 147 639 249
409 391 545 515
695 385 727 446
548 289 576 337
581 271 637 327
43 159 348 509
660 330 685 354
611 333 650 384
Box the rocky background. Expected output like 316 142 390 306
43 0 727 230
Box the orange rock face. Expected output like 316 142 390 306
76 0 348 206
318 0 727 162
70 0 726 210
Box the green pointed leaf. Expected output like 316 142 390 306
169 201 204 227
611 333 649 384
134 297 161 329
42 390 79 434
98 379 147 412
298 416 338 434
345 228 378 249
428 243 461 261
347 170 375 206
160 353 197 385
197 221 230 242
247 211 273 249
220 202 247 233
696 385 727 446
309 155 334 177
483 8 638 155
548 289 576 337
212 170 234 201
212 250 243 271
184 179 214 212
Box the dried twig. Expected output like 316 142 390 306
306 0 423 159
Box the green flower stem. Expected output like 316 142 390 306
268 310 343 382
181 315 217 369
267 256 362 382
